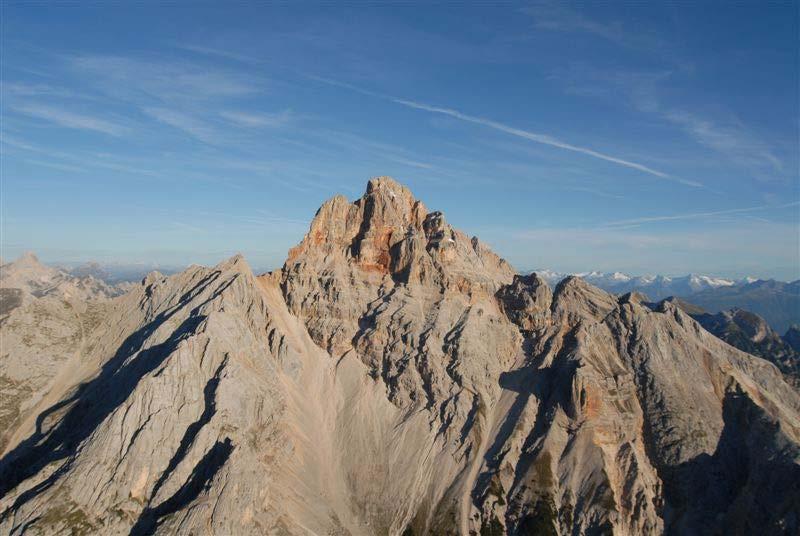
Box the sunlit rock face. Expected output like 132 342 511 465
1 178 798 535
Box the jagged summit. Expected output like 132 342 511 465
1 251 125 301
286 176 513 287
1 251 54 280
1 177 799 535
15 251 41 264
281 177 516 359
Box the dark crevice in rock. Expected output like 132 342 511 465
150 356 228 499
505 327 581 530
0 271 229 511
0 288 23 320
129 438 234 536
473 337 541 508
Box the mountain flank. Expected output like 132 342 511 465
1 177 798 535
656 298 799 389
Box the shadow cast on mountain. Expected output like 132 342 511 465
471 328 580 506
660 389 800 535
129 437 234 536
149 356 228 499
0 270 233 516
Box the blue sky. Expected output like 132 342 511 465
2 1 798 279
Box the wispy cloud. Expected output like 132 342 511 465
551 63 784 178
11 104 129 136
396 97 700 184
175 43 260 64
57 55 278 147
528 6 787 178
2 133 163 177
661 109 783 173
142 107 216 142
565 186 626 200
160 208 307 231
0 133 42 152
1 82 75 98
316 127 437 171
521 1 684 66
24 159 85 173
601 201 800 228
524 2 626 44
253 209 308 225
89 158 158 177
170 221 206 233
381 154 434 170
310 75 698 187
219 109 292 128
513 226 665 249
68 55 262 102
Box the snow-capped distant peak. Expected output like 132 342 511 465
533 269 563 279
529 269 758 301
688 274 735 288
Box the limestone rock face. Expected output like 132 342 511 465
1 177 799 535
496 273 553 332
698 308 800 388
666 300 800 389
0 253 130 454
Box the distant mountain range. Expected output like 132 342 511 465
55 260 183 284
687 280 800 334
534 270 755 299
534 270 800 333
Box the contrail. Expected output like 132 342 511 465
601 201 800 227
309 75 702 188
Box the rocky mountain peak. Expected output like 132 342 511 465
2 177 799 535
280 178 515 358
618 290 650 305
17 251 41 264
552 274 618 323
496 272 553 332
284 177 512 288
215 252 251 273
2 251 51 275
1 252 60 294
286 176 427 268
365 174 415 201
726 307 770 342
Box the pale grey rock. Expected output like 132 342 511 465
0 178 798 535
0 252 127 454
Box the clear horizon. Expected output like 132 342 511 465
2 2 798 280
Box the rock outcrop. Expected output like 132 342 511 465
1 178 798 535
785 325 800 353
661 299 800 389
0 253 130 454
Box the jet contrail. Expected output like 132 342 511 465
309 74 702 188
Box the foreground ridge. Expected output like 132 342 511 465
1 177 798 535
